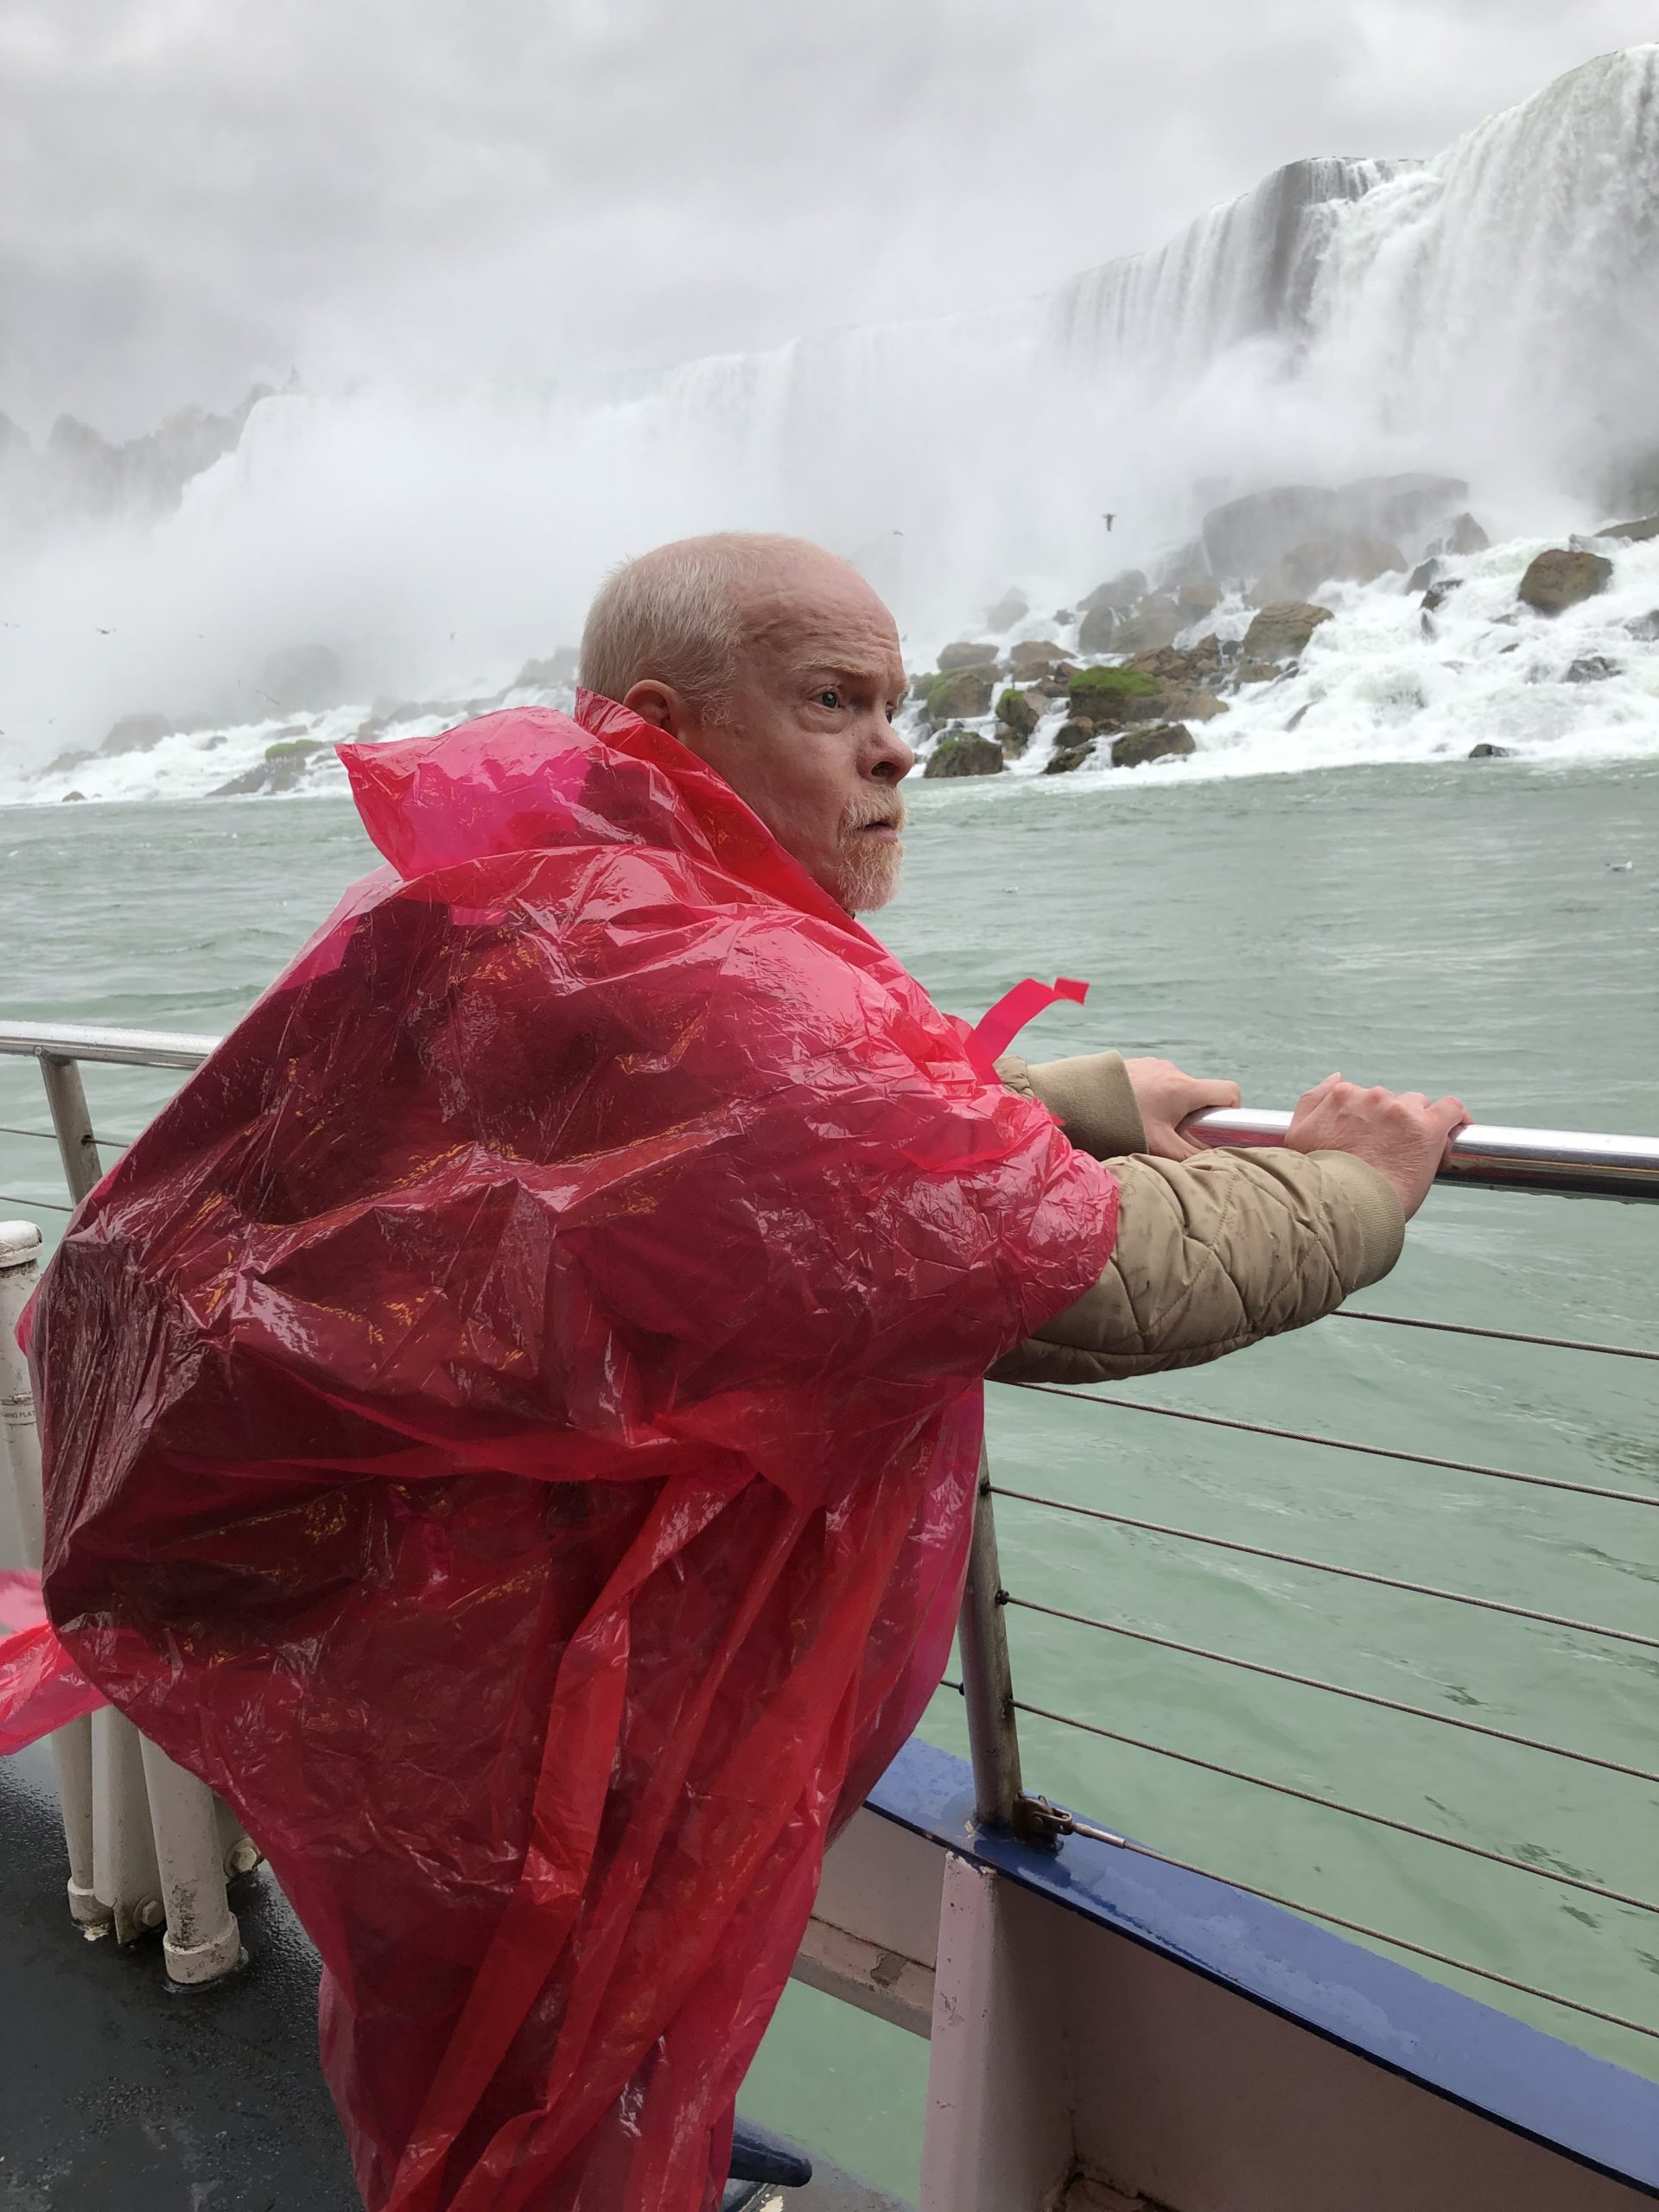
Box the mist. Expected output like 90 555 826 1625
1 9 1656 769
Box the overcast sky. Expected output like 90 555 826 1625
1 0 1653 437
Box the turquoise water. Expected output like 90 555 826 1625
3 759 1656 2196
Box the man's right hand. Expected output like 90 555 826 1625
1285 1073 1470 1219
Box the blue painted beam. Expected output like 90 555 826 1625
866 1736 1659 2198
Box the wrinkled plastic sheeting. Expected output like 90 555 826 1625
0 1567 105 1750
33 697 1116 2210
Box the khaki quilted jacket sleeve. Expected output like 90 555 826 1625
993 1055 1405 1382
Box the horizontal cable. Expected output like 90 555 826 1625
1000 1380 1659 1503
1008 1695 1659 1916
1338 1309 1659 1364
931 1682 1658 2043
990 1486 1659 1650
1001 1380 1657 1510
0 1124 60 1143
1062 1821 1659 2043
0 1192 72 1215
1005 1598 1659 1784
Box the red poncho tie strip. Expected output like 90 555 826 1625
33 696 1117 2209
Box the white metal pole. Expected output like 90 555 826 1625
0 1219 106 1931
137 1734 244 1984
92 1704 164 1945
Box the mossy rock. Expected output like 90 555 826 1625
995 687 1039 740
264 737 327 764
1068 664 1160 701
923 730 1003 779
925 668 995 722
1110 722 1196 769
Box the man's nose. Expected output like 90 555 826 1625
868 718 915 784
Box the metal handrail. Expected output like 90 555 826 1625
0 1019 218 1070
2 1021 1655 1202
1189 1105 1659 1201
5 1014 1656 2044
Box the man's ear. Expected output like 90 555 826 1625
623 680 690 737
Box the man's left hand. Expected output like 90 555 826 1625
1124 1058 1242 1160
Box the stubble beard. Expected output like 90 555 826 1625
833 793 907 913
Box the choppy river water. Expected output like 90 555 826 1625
3 756 1655 2195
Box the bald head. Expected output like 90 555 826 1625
580 533 864 719
578 534 915 912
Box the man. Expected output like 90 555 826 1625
581 531 1459 1380
33 532 1462 2212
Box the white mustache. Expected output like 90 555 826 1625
842 799 907 836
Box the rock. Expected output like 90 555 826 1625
1239 602 1334 664
513 648 580 688
1518 548 1612 616
1078 571 1147 615
1110 722 1196 769
100 712 174 757
1066 664 1164 725
1565 656 1618 683
1202 475 1466 582
257 643 347 712
43 747 94 777
1202 486 1335 580
1341 473 1471 543
1115 637 1228 721
1430 512 1490 557
984 589 1029 632
1111 594 1184 654
1024 671 1077 701
937 640 1001 672
1007 638 1069 677
1467 743 1516 760
1596 514 1659 544
1044 729 1096 775
1122 638 1224 686
923 730 1003 779
995 687 1040 741
1407 558 1440 594
61 789 87 802
1625 610 1659 642
1050 607 1076 625
1421 577 1464 634
1179 690 1229 721
211 737 330 798
925 667 995 722
1077 604 1116 656
1271 535 1404 599
1173 572 1222 619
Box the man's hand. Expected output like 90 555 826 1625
1124 1057 1243 1160
1286 1073 1470 1219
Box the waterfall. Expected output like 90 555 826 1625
3 44 1656 769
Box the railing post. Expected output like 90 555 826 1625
957 1443 1026 1832
0 1219 107 1930
40 1052 103 1205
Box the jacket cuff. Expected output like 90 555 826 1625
995 1050 1147 1160
1312 1151 1406 1288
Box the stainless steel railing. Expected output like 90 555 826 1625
2 1018 1656 2048
5 1018 1657 1202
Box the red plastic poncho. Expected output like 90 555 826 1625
33 696 1116 2210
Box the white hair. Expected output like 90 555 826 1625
579 532 836 716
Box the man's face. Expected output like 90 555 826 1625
628 555 914 912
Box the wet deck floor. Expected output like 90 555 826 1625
0 1738 906 2211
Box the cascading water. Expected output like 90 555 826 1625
2 43 1656 787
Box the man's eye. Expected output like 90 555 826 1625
816 689 841 709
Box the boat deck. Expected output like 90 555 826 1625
0 1737 905 2212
